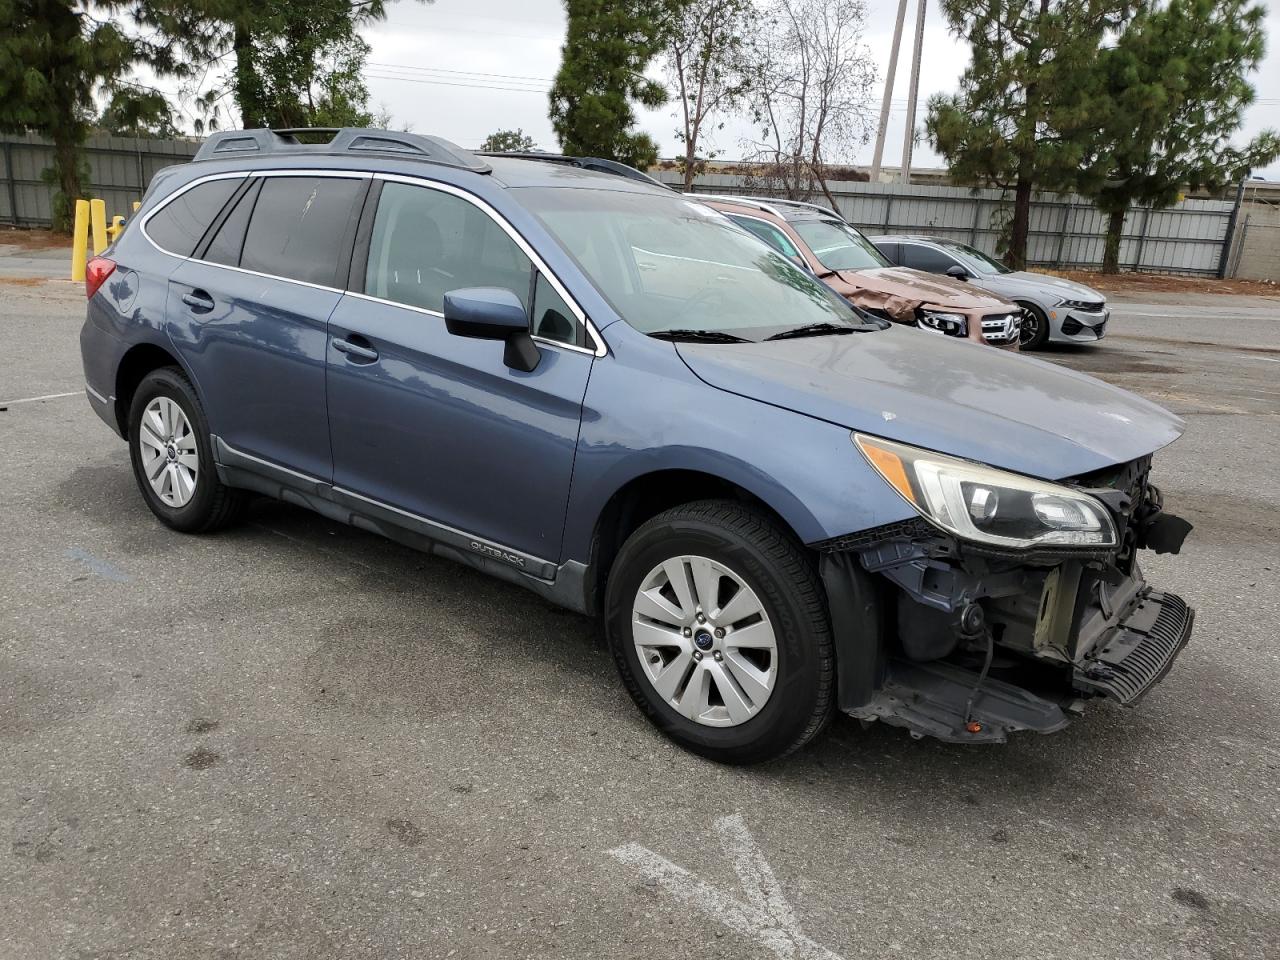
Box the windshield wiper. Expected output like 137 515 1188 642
649 329 752 344
764 322 862 341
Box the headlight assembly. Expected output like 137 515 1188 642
1058 297 1103 310
917 309 968 337
854 434 1117 550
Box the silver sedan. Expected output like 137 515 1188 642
870 235 1108 349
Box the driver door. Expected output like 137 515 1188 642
325 179 595 565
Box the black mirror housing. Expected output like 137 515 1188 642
443 287 540 372
946 264 970 280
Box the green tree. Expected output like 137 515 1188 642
95 89 180 138
479 128 539 152
549 0 671 168
662 0 755 190
170 0 410 131
926 0 1130 268
1083 0 1279 272
0 0 187 230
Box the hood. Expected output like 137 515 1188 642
998 271 1105 301
843 266 1014 311
675 325 1183 479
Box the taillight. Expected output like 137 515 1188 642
85 256 116 299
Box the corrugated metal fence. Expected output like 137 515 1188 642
0 133 1245 277
0 133 198 227
664 172 1238 276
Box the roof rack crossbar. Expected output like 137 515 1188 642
193 128 492 173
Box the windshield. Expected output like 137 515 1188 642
791 219 890 272
943 241 1012 275
519 188 876 341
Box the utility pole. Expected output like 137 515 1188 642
899 0 927 183
869 0 910 182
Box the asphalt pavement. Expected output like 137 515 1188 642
2 276 1278 960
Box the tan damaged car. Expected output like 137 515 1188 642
700 196 1023 349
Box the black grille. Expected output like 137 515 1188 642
1074 591 1194 704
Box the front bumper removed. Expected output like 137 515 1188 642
843 584 1194 744
1073 589 1194 704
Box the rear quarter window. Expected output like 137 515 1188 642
146 178 243 257
239 176 366 287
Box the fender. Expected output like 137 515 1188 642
560 324 916 565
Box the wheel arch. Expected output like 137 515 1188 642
584 466 817 616
113 341 191 438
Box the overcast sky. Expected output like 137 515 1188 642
327 0 1277 176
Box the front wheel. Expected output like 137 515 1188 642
128 367 248 533
1018 301 1051 350
604 500 835 764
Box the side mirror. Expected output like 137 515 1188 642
946 264 970 281
443 287 539 372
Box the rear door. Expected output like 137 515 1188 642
325 177 595 566
167 172 369 480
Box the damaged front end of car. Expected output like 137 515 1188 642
819 436 1195 744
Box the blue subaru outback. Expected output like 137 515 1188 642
80 128 1195 762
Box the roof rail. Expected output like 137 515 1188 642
474 151 670 189
193 128 492 173
697 193 844 221
686 193 785 219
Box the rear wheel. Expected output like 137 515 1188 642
1018 301 1051 350
127 367 248 533
604 500 834 764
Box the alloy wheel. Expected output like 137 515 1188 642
631 555 778 727
1019 309 1041 346
138 396 199 507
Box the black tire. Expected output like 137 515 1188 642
604 500 835 764
1018 300 1051 350
127 367 248 533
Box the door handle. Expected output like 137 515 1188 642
333 335 379 363
181 290 215 311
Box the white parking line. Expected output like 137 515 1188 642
609 813 845 959
0 390 81 406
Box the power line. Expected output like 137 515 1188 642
367 61 555 83
364 72 550 94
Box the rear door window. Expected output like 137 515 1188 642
363 181 533 313
900 242 960 274
873 240 900 263
146 177 243 257
239 176 366 287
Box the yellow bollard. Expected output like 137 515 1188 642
89 198 108 255
106 215 126 243
71 199 90 282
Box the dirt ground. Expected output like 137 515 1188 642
0 227 71 250
1052 268 1278 296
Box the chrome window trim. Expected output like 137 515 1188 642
140 168 372 294
723 211 817 273
139 167 607 356
138 171 250 260
372 172 607 357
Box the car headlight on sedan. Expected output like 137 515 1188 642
917 309 968 337
854 434 1118 549
1058 297 1103 310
